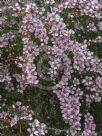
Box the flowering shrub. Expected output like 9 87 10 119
0 0 102 135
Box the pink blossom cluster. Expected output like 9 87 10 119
82 113 97 136
0 16 6 26
0 0 102 136
56 0 102 19
55 87 81 131
0 32 15 48
79 0 102 19
27 119 47 136
0 102 33 128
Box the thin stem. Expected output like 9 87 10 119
48 127 67 132
19 121 22 136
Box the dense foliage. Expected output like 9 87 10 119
0 0 102 136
